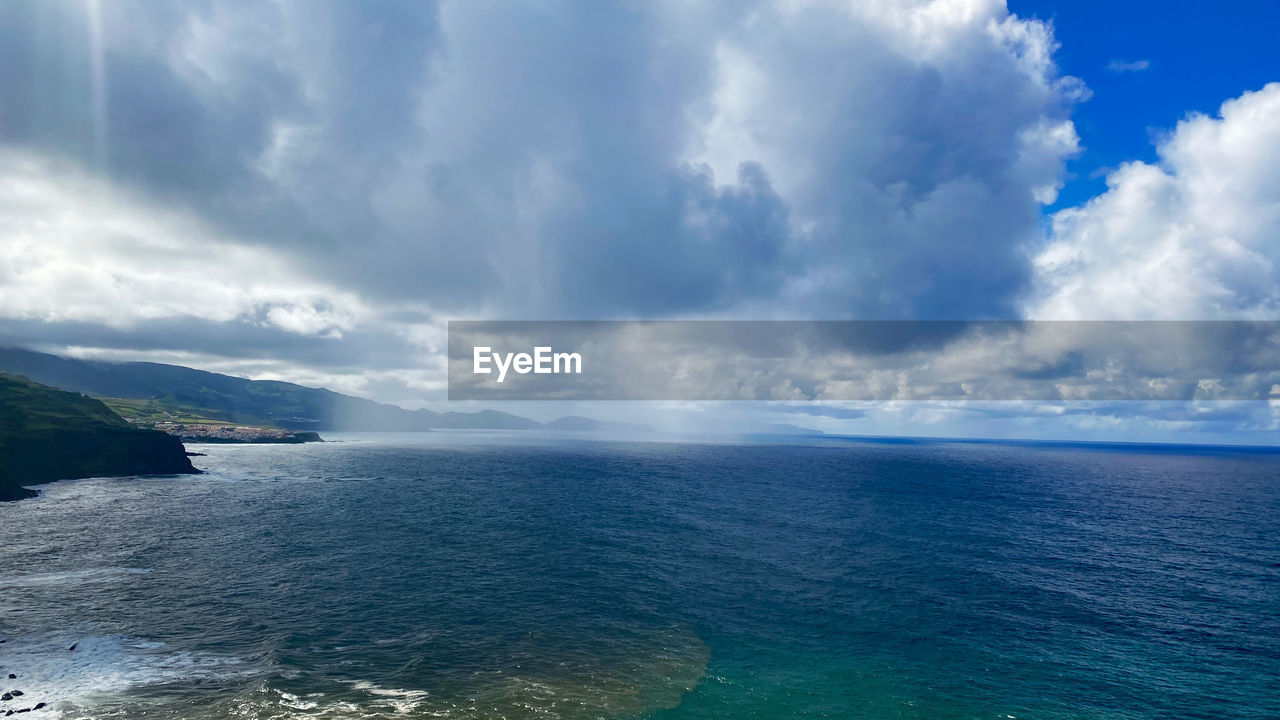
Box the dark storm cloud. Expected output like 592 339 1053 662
0 0 1081 324
0 1 302 200
328 0 794 314
730 8 1076 319
12 0 1195 436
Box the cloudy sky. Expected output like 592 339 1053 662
1 0 1277 441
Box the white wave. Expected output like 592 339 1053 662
348 680 431 714
0 567 153 589
0 634 253 714
277 690 320 710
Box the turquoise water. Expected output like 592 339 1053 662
1 432 1277 718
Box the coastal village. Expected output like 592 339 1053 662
152 423 322 444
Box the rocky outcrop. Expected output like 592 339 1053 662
0 373 199 501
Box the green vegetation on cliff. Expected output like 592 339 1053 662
0 372 199 501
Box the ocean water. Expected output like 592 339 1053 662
1 432 1277 719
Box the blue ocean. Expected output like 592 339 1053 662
1 433 1277 718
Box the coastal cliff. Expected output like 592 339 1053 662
0 372 199 501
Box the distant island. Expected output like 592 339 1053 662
543 415 654 433
0 372 198 501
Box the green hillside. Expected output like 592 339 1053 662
0 348 539 431
0 372 199 501
0 348 653 435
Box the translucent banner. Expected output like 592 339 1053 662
447 321 1280 401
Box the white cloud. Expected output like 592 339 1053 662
2 0 1088 328
0 150 367 335
685 0 1083 318
32 1 1280 443
1029 83 1280 320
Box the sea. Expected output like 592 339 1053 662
1 432 1277 719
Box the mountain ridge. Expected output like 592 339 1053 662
0 347 647 433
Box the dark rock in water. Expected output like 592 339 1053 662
8 691 20 697
6 673 13 679
185 451 207 456
68 642 77 651
31 705 43 711
1 692 10 700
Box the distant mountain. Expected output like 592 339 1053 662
543 416 654 433
0 348 620 433
762 424 824 435
435 409 542 430
0 372 198 501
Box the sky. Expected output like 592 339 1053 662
1009 0 1280 209
0 0 1278 442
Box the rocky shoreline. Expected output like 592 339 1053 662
0 646 47 715
0 426 200 502
1 373 201 502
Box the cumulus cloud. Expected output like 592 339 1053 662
0 151 366 335
0 150 448 401
8 0 1275 440
1029 83 1280 320
687 0 1083 318
0 0 1083 326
